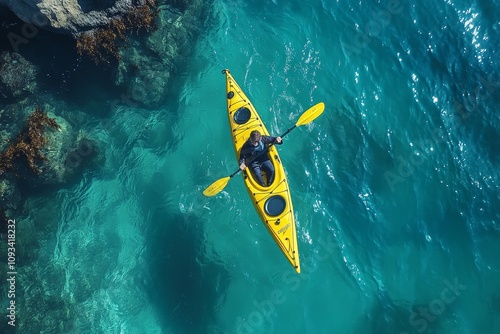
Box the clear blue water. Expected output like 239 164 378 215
10 0 500 333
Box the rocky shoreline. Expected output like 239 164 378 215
0 0 206 215
0 0 147 36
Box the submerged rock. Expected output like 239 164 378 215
0 0 137 35
0 102 29 151
115 0 205 107
0 52 37 100
0 0 207 108
0 174 21 212
0 106 104 187
34 112 105 185
34 112 75 184
60 133 105 181
0 106 61 176
16 264 74 333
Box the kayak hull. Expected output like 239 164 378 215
223 69 300 273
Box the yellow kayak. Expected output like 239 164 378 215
222 69 300 273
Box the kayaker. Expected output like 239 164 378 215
239 130 282 186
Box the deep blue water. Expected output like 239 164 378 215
3 0 500 333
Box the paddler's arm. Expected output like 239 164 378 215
239 143 251 170
262 135 283 145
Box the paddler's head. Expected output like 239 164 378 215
250 130 261 146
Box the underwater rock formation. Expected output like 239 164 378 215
115 0 205 107
0 106 61 176
55 134 105 184
76 0 158 64
16 258 88 332
0 174 20 212
0 102 30 152
0 106 103 186
0 0 207 108
0 52 38 101
34 112 78 185
0 0 138 35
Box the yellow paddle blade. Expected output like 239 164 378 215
203 176 231 197
296 102 325 127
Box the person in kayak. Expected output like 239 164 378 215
239 130 282 187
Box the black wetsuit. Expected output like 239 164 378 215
239 135 282 186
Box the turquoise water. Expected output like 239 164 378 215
7 0 500 333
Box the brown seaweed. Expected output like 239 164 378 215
0 107 60 175
76 1 158 64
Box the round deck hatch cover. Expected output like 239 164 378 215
234 107 251 124
264 195 286 217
